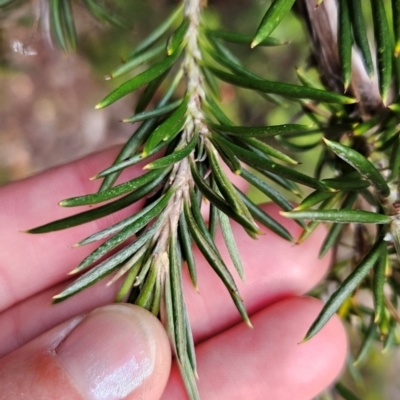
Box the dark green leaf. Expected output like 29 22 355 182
338 0 352 89
135 71 170 113
123 100 181 123
128 4 183 58
60 169 166 207
183 200 239 296
393 0 400 57
371 0 392 104
251 0 296 48
143 96 188 155
218 210 245 280
324 138 390 196
110 44 165 79
144 131 198 169
303 237 386 341
53 216 165 302
179 213 197 288
348 0 374 78
96 47 183 109
318 191 358 258
98 70 183 189
207 66 355 104
169 234 186 360
335 382 362 400
73 191 172 272
83 0 127 29
76 190 174 246
214 134 331 191
27 169 169 233
166 17 189 55
282 209 391 224
294 190 334 211
190 159 261 235
206 29 287 47
237 189 294 242
210 122 313 138
373 245 387 322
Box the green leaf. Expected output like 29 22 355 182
190 159 261 235
53 216 165 302
60 169 167 207
206 29 287 47
323 138 390 196
237 189 294 242
210 122 313 138
179 213 198 288
318 191 358 258
96 47 183 109
98 68 184 188
49 0 68 52
237 136 299 165
184 200 251 326
373 245 387 322
82 0 127 29
338 0 352 90
123 100 181 123
251 0 296 48
27 169 169 233
142 96 188 156
128 4 183 58
144 131 198 169
393 0 400 57
115 256 144 302
76 190 174 246
214 134 331 192
166 17 189 55
389 135 400 180
294 190 334 211
60 0 77 51
218 209 245 280
282 209 391 224
348 0 374 78
371 0 393 104
73 191 173 272
335 382 362 400
135 71 170 114
135 262 157 309
169 234 187 360
207 143 254 222
183 201 239 296
207 66 355 104
110 44 165 79
239 169 294 212
303 237 386 341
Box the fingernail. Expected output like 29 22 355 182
56 304 159 400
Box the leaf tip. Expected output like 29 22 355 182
68 268 80 275
250 38 258 49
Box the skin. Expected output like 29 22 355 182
0 148 347 399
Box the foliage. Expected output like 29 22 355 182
2 0 400 399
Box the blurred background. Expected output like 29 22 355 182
0 0 399 398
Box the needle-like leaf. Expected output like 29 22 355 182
251 0 296 48
323 138 390 196
303 237 386 341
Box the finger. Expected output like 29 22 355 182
1 204 330 355
0 304 171 400
0 147 149 311
162 297 347 400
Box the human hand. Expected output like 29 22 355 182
0 148 347 399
